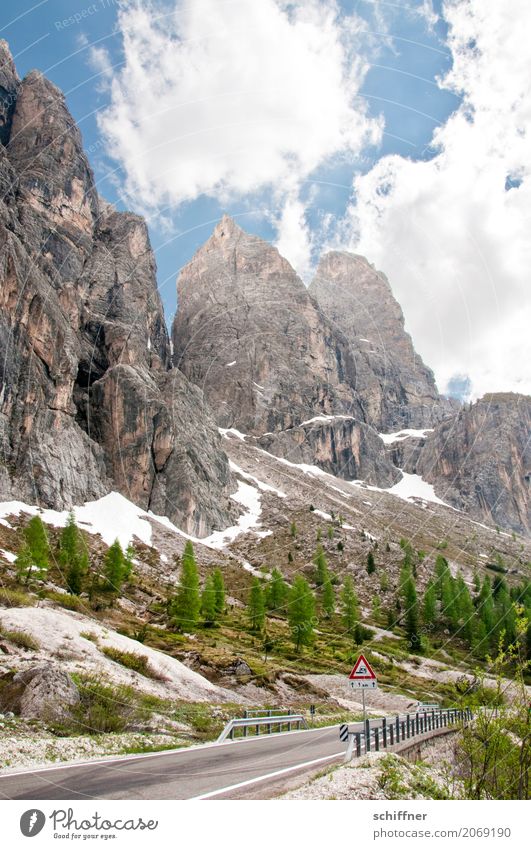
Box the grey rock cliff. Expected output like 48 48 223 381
408 393 530 536
309 252 455 431
173 215 362 434
172 217 399 484
0 43 233 535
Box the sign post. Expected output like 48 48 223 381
348 654 378 737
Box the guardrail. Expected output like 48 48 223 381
341 707 473 762
217 712 308 742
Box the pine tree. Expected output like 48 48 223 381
265 568 288 612
434 554 449 598
201 574 218 626
171 541 200 631
473 569 481 594
322 577 335 619
314 545 328 587
371 594 382 622
16 515 50 584
103 539 126 594
403 574 421 652
59 512 88 595
327 526 334 540
366 551 376 574
340 576 359 640
379 571 389 592
212 568 225 615
459 580 475 645
288 576 315 651
123 544 135 581
290 521 297 538
422 579 437 627
248 578 266 632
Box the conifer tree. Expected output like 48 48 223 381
248 578 266 632
59 512 88 595
422 579 437 627
314 545 328 587
366 551 376 574
290 521 297 538
123 544 135 581
288 576 315 651
212 568 225 615
201 574 218 626
16 515 50 584
171 541 200 631
403 573 421 652
340 576 359 640
103 539 126 594
322 577 335 619
379 571 389 592
265 568 288 612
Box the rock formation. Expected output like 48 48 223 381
407 393 530 536
309 252 454 431
0 41 233 535
172 215 363 434
172 216 401 484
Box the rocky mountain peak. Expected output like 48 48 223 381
0 43 235 535
309 250 452 431
0 40 20 146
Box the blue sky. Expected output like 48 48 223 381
2 1 530 400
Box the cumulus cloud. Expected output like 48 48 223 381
339 0 531 399
96 0 381 225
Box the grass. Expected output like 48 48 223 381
80 631 99 643
41 591 87 612
101 646 164 680
0 628 40 650
0 587 35 607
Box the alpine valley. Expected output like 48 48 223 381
0 41 529 800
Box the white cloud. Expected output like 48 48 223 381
96 0 381 228
338 0 531 399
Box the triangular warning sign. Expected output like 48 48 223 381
348 654 376 680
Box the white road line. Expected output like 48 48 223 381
191 751 344 800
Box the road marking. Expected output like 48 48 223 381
191 751 345 799
0 724 341 779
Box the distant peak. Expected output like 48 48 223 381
212 214 244 240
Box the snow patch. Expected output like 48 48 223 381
226 360 236 367
387 471 449 506
218 427 247 441
379 428 434 445
229 461 286 498
299 414 355 427
313 509 332 520
0 549 17 564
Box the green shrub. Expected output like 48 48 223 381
0 628 40 650
101 646 162 679
69 678 140 735
44 591 86 611
0 587 35 607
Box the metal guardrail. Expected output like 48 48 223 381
342 707 473 762
217 712 308 742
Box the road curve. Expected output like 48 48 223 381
0 718 394 800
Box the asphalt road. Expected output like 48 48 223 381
0 718 393 800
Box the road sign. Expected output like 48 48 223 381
348 654 378 689
339 723 349 742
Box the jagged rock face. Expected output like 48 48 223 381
409 394 531 536
255 416 400 487
309 252 454 431
0 43 233 535
172 216 363 436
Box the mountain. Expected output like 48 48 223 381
0 41 233 536
172 215 399 485
0 39 528 537
308 251 455 431
407 393 531 536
